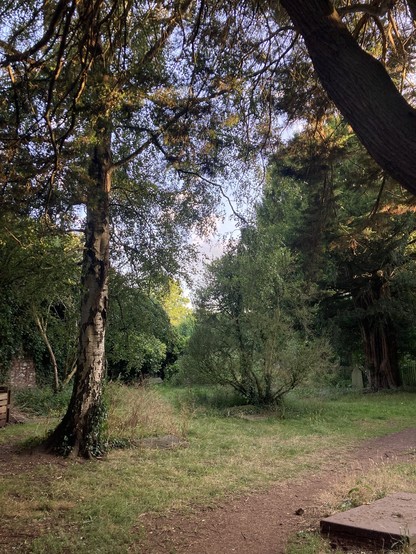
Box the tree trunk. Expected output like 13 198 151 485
276 0 416 194
33 308 60 393
45 119 112 457
354 274 401 390
360 319 401 390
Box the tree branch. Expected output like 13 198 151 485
337 1 398 18
0 0 70 67
176 168 248 225
276 0 416 194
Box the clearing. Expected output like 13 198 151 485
0 426 415 553
134 427 416 553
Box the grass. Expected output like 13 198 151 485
12 386 73 416
286 460 416 554
0 384 415 553
105 383 190 442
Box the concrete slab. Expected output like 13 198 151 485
320 492 416 549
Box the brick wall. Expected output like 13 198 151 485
9 356 36 388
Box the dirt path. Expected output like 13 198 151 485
0 427 415 553
135 428 416 554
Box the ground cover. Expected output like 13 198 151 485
0 384 415 553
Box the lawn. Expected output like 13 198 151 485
0 384 415 553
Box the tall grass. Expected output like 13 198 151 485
12 386 72 416
105 382 189 442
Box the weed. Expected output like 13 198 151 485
286 530 343 553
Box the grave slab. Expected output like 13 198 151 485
320 492 416 549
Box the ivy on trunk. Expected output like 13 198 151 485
46 116 112 457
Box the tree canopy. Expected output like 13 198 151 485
277 0 416 193
1 0 416 456
266 120 416 389
0 215 81 389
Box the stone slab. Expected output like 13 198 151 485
320 492 416 549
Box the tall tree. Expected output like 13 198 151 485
273 0 416 193
185 226 333 404
266 123 416 389
0 0 282 456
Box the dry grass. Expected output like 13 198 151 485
320 460 416 512
287 462 416 554
105 382 189 442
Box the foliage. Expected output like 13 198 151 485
183 227 335 404
162 280 193 328
267 123 416 389
0 214 81 386
12 386 73 417
106 272 176 382
160 280 195 380
0 0 287 235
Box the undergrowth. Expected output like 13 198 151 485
1 384 415 553
105 382 189 443
12 386 72 416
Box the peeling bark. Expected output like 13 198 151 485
276 0 416 194
45 118 112 457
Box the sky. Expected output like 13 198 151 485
185 172 263 301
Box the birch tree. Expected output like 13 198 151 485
2 0 416 456
0 0 280 456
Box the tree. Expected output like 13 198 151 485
1 0 284 456
106 272 175 382
0 214 81 389
275 0 416 194
162 281 193 328
2 0 202 456
266 122 416 389
184 227 333 404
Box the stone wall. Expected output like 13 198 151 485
9 356 36 388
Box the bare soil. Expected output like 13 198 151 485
134 428 416 554
0 428 415 553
